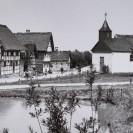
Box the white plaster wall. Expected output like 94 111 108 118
92 53 113 72
47 42 52 52
43 54 51 62
43 63 50 73
52 61 70 72
112 52 133 73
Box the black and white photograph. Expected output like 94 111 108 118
0 0 133 133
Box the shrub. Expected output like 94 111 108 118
103 65 109 73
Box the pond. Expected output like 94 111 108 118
0 98 98 133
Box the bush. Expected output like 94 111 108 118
103 65 109 73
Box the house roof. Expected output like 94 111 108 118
51 51 70 61
91 37 133 53
0 24 25 51
15 32 54 52
99 20 112 32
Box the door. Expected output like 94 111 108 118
100 57 104 72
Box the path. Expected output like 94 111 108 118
0 81 131 90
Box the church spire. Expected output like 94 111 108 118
99 13 112 41
105 13 107 20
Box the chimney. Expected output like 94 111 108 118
26 29 30 33
55 47 58 52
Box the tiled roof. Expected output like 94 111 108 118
92 38 133 53
99 20 112 32
91 41 112 53
15 32 54 51
0 24 25 50
51 51 70 61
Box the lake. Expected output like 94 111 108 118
0 98 98 133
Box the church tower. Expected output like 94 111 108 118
99 13 112 41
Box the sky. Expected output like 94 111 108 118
0 0 133 51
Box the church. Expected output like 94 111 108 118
91 14 133 73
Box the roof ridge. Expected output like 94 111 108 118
15 32 52 34
0 24 7 28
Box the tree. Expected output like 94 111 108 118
70 50 92 68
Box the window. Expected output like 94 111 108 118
3 61 6 67
10 61 13 66
4 52 7 56
16 52 18 56
11 51 13 56
16 61 18 66
130 54 133 61
2 51 4 56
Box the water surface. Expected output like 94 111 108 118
0 98 97 133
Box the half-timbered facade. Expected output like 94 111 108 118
15 30 54 73
0 24 25 76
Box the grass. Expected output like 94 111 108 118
0 73 132 86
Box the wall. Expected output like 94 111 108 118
112 52 133 73
92 53 113 72
51 61 70 72
1 51 20 75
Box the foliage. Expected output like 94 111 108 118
70 50 92 68
84 64 95 101
26 85 80 133
42 88 70 133
75 117 100 133
28 126 35 133
67 91 79 131
102 65 109 73
26 82 43 133
1 128 9 133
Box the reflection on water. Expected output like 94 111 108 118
0 98 97 133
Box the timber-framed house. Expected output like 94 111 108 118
0 24 25 76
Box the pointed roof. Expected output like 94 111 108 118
99 19 112 32
91 38 133 53
91 41 112 53
99 13 112 32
